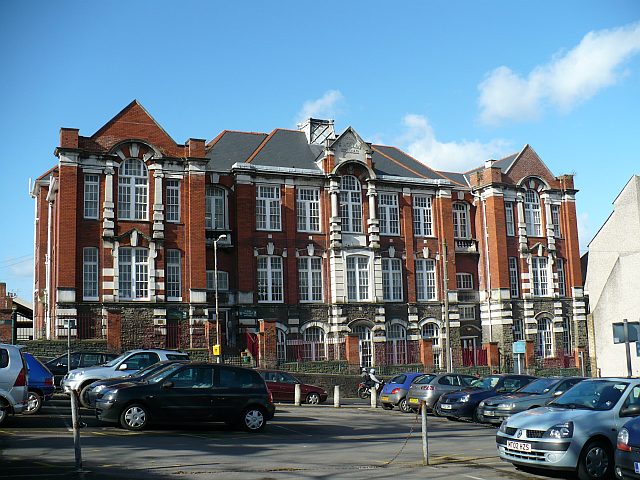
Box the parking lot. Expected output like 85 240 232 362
0 395 565 480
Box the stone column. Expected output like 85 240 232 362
103 166 115 237
329 177 342 248
366 181 379 249
151 168 165 240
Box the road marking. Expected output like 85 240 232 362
272 424 313 437
463 475 486 480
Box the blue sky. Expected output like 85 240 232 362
1 0 639 299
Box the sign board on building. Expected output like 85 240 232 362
513 341 526 354
239 307 256 319
613 322 640 344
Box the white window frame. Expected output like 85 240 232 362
513 318 524 342
118 159 148 220
84 174 99 220
551 204 561 238
421 322 441 369
524 190 542 237
536 317 553 358
531 257 549 297
386 323 407 365
166 249 182 300
296 188 321 233
83 247 99 300
459 305 476 320
256 185 281 231
413 195 433 237
382 258 403 301
557 258 566 297
505 202 515 237
257 255 283 303
379 193 400 236
205 186 227 230
453 203 470 239
456 273 473 290
562 317 572 354
206 270 229 291
340 176 363 234
508 257 519 298
303 326 326 361
118 247 149 300
416 259 437 301
346 255 370 302
298 256 323 302
166 179 180 223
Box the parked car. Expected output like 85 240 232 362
380 372 427 412
616 415 640 479
257 369 327 404
84 359 190 408
436 374 536 421
22 352 55 415
62 348 189 407
95 362 276 432
45 351 118 387
497 377 640 480
406 373 477 412
0 344 28 424
477 376 584 424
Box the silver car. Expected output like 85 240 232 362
478 376 584 424
0 344 29 424
496 377 640 480
405 373 476 412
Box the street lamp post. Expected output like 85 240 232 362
214 234 227 364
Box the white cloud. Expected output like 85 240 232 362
479 22 640 125
295 90 344 126
399 114 511 171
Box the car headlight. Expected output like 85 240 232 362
499 420 509 433
544 422 573 439
459 394 470 403
94 384 106 393
498 403 517 410
103 390 118 402
479 400 485 408
618 428 632 451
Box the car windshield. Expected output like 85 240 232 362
414 375 436 385
137 362 177 378
145 363 185 383
103 352 133 367
517 378 558 394
551 380 628 411
470 375 500 389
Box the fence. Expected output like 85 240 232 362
462 347 488 367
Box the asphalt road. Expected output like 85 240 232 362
0 395 569 480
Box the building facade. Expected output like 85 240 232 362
31 101 588 371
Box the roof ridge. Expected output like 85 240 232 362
246 129 278 164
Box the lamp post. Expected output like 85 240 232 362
214 234 227 363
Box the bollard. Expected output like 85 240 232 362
421 401 429 465
69 390 83 472
370 386 377 408
334 385 340 408
294 383 301 406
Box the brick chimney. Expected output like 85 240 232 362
60 128 79 149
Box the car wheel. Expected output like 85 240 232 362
577 439 612 480
382 403 394 410
119 404 148 431
0 404 7 425
79 383 94 408
306 393 321 405
25 391 43 415
240 407 266 432
399 398 412 413
472 407 483 423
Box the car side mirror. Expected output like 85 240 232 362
162 381 174 389
117 363 128 371
620 404 640 417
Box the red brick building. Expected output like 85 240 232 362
31 101 588 371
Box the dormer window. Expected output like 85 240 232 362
118 159 148 220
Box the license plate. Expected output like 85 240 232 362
634 462 640 474
484 410 494 416
381 396 389 402
441 404 452 410
409 398 419 404
507 440 531 452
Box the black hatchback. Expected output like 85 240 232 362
95 362 275 432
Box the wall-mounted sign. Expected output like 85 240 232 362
613 322 640 344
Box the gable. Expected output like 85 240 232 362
331 128 371 165
503 145 557 187
89 100 184 157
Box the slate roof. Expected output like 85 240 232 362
248 129 319 169
371 145 448 180
206 131 268 170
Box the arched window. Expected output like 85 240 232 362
452 203 470 239
536 317 553 358
421 322 441 369
524 190 542 237
276 328 287 364
340 176 362 233
118 159 148 220
386 323 407 365
303 326 326 361
352 324 373 367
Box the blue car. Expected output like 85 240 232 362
616 414 640 479
23 352 55 415
380 372 427 413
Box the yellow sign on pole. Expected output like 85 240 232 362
212 344 221 356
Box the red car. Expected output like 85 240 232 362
257 369 327 404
